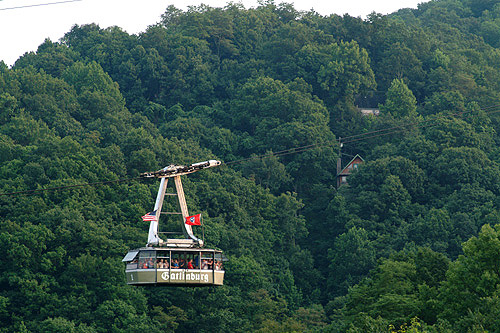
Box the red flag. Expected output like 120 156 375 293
185 213 201 226
142 210 158 221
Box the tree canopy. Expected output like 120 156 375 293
2 0 500 331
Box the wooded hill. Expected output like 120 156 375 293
2 0 500 331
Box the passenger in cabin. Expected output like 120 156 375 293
157 259 167 269
194 254 200 268
171 259 179 268
187 259 194 269
147 258 154 269
201 260 208 270
179 258 186 269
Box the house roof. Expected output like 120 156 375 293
338 154 364 176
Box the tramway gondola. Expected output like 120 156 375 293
122 160 226 286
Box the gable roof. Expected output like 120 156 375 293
338 154 365 176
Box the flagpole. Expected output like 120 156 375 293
201 214 205 247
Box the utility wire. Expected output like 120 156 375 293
224 142 323 166
0 0 82 11
223 105 500 164
2 105 500 197
339 104 500 142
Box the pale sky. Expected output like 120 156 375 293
0 0 425 66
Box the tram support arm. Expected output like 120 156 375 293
174 176 204 247
147 177 168 246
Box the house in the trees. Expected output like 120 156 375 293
337 154 364 187
359 107 380 116
355 92 382 116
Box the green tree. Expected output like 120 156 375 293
438 224 500 331
380 78 417 118
316 41 376 104
327 226 376 296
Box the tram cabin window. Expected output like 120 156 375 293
201 251 214 270
157 251 169 269
185 252 198 269
123 250 139 269
169 251 199 269
171 252 185 269
127 259 138 270
214 253 225 271
139 250 156 269
215 259 223 270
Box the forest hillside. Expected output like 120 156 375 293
2 0 500 331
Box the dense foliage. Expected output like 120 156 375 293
3 0 500 331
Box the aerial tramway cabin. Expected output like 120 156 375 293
123 247 225 286
123 160 226 286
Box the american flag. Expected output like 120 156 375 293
141 210 158 221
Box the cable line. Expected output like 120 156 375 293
339 104 500 142
224 142 326 166
2 104 500 197
0 0 82 11
223 105 500 164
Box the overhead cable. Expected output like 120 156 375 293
0 0 82 11
1 105 500 197
223 105 500 164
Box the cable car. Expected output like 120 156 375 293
123 160 226 286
